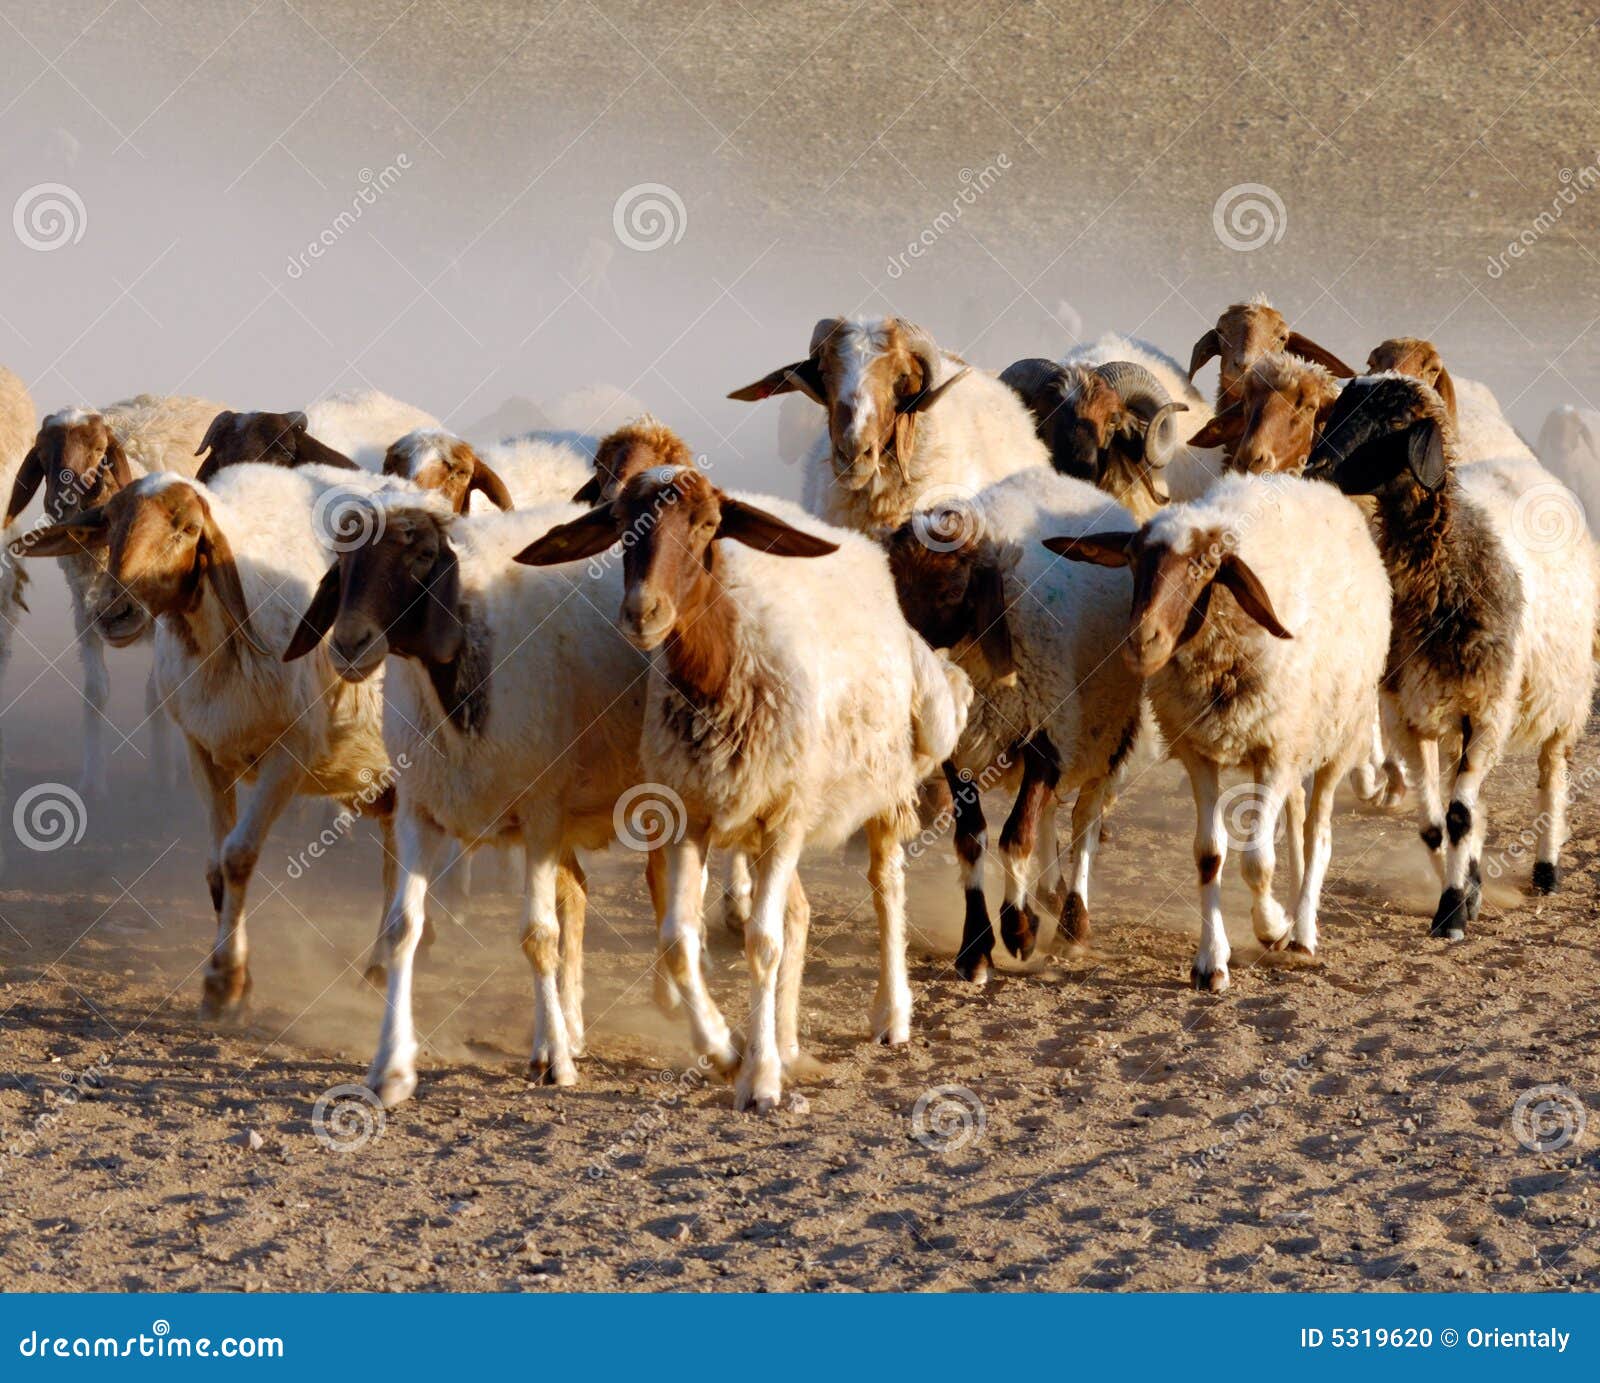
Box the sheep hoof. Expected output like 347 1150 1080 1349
369 1066 417 1109
734 1081 781 1115
1190 964 1229 993
998 900 1037 960
527 1054 578 1088
782 1049 826 1081
954 950 990 985
1286 939 1316 956
1532 861 1558 895
1059 892 1091 946
1259 929 1293 953
199 965 251 1022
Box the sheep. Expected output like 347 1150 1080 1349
1046 472 1392 989
1186 297 1355 408
1366 337 1536 464
1307 376 1598 937
12 464 399 1017
1536 405 1600 538
728 316 1045 531
519 466 971 1112
303 389 439 469
884 466 1143 978
998 357 1190 520
0 366 36 856
5 394 225 798
279 488 648 1105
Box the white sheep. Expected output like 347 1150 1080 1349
14 464 398 1018
5 395 225 797
728 316 1046 531
1047 471 1392 989
281 489 647 1106
885 466 1144 978
1309 374 1598 938
1536 405 1600 538
304 389 439 469
520 466 971 1112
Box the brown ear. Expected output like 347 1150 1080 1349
1216 554 1291 639
1188 328 1222 381
969 560 1014 678
891 412 917 485
728 358 825 405
1042 530 1136 567
195 410 235 459
1188 405 1244 450
716 499 839 557
1433 367 1458 424
1285 331 1356 379
5 445 45 526
10 507 110 558
570 475 604 504
467 458 514 512
514 506 623 565
284 561 342 662
101 434 133 492
199 512 271 656
417 542 464 664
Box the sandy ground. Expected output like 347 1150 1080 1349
0 701 1595 1293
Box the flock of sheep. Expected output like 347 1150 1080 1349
1 294 1596 1114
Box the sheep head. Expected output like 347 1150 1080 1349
11 477 264 654
574 416 695 504
6 409 133 528
882 512 1016 681
1367 337 1458 425
1188 299 1354 404
728 317 968 494
1043 524 1290 678
1188 352 1342 476
384 430 512 514
1305 374 1452 499
194 409 360 482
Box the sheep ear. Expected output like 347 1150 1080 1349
1433 367 1458 423
199 512 271 657
1216 554 1291 639
10 507 110 558
969 560 1015 678
514 506 622 565
1188 405 1244 450
716 499 839 557
1285 331 1356 379
102 434 133 492
195 410 234 459
467 458 514 512
284 561 342 662
4 445 45 526
418 543 464 664
1187 328 1221 381
1406 418 1448 491
1041 530 1136 567
901 367 970 415
570 475 604 504
727 359 825 405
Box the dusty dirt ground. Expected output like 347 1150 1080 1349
1 702 1596 1293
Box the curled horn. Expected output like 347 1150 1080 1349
1093 361 1187 468
467 457 514 512
1188 327 1222 381
195 410 235 459
896 323 968 415
999 358 1068 417
1284 330 1356 379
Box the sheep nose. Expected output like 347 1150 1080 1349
329 625 381 677
621 587 672 644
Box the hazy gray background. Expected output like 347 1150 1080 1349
4 0 1600 764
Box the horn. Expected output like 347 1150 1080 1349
1093 361 1171 421
1188 327 1222 381
999 358 1068 417
896 321 947 412
1141 401 1188 470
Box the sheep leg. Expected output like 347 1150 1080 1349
202 749 300 1021
1182 751 1230 992
866 815 912 1045
998 735 1059 962
1036 792 1064 911
645 848 685 1015
1290 762 1340 955
945 760 993 983
75 612 111 804
776 875 817 1073
1532 736 1572 895
144 667 179 792
723 850 753 935
363 811 400 985
1394 721 1446 885
367 808 446 1108
185 738 236 916
735 834 802 1113
1347 715 1386 803
1058 776 1112 948
1283 777 1306 902
557 852 587 1057
1434 713 1505 938
1242 763 1295 950
658 830 738 1075
519 832 578 1087
1378 694 1410 808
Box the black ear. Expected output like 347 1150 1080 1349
716 499 839 557
4 445 45 526
1041 530 1136 567
417 542 464 664
570 476 604 504
1407 418 1447 491
969 560 1015 677
194 410 235 458
284 561 342 662
514 506 623 565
